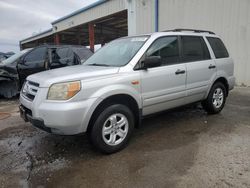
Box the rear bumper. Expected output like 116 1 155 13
228 76 235 91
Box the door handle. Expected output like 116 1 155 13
175 69 186 75
208 64 216 69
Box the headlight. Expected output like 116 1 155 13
47 81 81 100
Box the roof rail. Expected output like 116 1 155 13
164 28 215 34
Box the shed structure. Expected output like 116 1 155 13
20 0 250 86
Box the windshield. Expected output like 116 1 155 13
2 48 32 65
84 36 149 67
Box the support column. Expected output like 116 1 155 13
88 23 95 52
77 31 81 45
54 33 60 45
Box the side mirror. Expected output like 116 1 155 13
142 56 161 69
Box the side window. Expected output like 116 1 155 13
24 47 46 63
207 37 229 59
73 48 93 64
51 47 75 66
66 48 76 65
181 36 210 62
146 36 180 66
52 47 69 60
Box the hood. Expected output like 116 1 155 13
27 65 120 87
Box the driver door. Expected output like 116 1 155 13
17 46 47 86
139 36 187 115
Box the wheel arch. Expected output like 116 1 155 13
214 77 229 96
87 94 141 133
206 77 229 98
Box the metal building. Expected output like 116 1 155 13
20 0 250 86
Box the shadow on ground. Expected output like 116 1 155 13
0 87 249 188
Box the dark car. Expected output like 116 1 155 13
0 52 15 62
0 45 93 98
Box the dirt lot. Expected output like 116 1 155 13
0 87 250 188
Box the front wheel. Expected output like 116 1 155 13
89 104 134 154
202 82 227 114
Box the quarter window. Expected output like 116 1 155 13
181 36 210 62
146 36 180 66
207 37 229 59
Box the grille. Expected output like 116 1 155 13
22 81 40 101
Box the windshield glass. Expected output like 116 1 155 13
2 48 32 65
84 36 149 67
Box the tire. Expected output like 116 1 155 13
202 82 227 114
0 81 19 98
89 104 134 154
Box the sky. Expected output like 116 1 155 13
0 0 97 53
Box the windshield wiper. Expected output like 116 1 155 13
87 63 111 67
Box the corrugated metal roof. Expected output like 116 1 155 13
20 28 53 43
51 0 108 25
20 0 109 43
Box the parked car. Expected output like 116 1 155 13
0 53 8 63
0 53 6 63
0 45 93 98
20 29 235 154
0 52 15 63
0 49 32 98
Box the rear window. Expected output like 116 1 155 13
181 36 210 62
207 37 229 59
73 48 93 63
56 47 70 59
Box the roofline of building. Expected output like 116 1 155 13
51 0 108 25
20 0 109 44
20 28 53 43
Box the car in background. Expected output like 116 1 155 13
0 53 6 62
0 49 32 98
0 45 93 98
0 52 15 63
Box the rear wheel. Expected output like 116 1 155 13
202 82 227 114
89 104 134 154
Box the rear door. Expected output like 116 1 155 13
140 36 187 115
181 36 216 102
206 37 233 84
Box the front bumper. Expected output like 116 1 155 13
20 89 100 135
19 105 51 133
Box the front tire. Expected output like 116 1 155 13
89 104 134 154
202 82 227 114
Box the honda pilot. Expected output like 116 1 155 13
20 29 235 153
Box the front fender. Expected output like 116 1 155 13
90 84 141 108
79 83 142 132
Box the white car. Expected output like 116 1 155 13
20 29 235 153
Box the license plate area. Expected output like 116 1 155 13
19 105 28 122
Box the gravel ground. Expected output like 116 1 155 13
0 87 249 188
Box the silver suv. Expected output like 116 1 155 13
20 29 235 153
